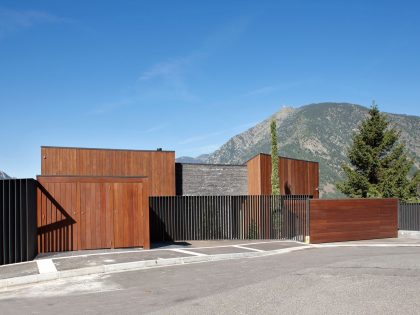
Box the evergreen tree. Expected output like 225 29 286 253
270 119 280 195
337 104 420 201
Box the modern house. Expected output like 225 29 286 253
0 145 399 266
34 146 319 252
42 146 320 198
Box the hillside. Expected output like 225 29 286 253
182 103 420 198
176 154 210 164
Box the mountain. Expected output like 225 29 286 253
198 103 420 198
176 154 210 164
0 170 11 179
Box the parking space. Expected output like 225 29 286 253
52 249 195 271
0 261 39 280
244 241 306 251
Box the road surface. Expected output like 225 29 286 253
1 246 420 314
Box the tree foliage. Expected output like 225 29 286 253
270 119 280 195
337 104 420 201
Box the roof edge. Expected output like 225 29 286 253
176 162 247 167
41 145 175 153
245 152 319 164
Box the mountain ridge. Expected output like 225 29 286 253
177 102 420 197
0 170 11 179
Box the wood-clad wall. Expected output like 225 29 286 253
309 198 398 243
37 176 150 253
247 153 319 197
246 155 262 195
41 146 175 196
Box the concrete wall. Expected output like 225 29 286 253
176 163 248 196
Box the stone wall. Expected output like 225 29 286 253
176 163 248 196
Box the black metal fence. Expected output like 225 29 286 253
1 179 37 265
150 195 310 242
399 202 420 231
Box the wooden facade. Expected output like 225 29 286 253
41 146 175 196
246 153 319 198
309 198 398 243
37 176 150 253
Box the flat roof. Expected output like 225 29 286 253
176 162 247 167
245 152 319 164
41 145 175 153
37 175 148 179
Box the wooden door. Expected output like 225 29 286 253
79 183 113 250
37 176 150 253
113 182 146 248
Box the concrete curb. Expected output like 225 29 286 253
2 242 420 291
399 230 420 239
0 246 309 291
311 243 420 248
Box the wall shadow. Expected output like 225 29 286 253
37 183 76 253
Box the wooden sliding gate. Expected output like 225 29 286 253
309 198 398 243
37 176 149 253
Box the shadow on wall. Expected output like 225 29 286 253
37 183 76 253
284 181 292 195
175 163 183 195
149 207 174 242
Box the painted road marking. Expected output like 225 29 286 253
43 241 304 261
34 241 420 263
169 248 207 257
36 259 57 274
232 245 265 252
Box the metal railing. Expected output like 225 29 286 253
1 179 37 265
399 202 420 231
150 195 310 242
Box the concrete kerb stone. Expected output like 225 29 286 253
2 242 420 291
0 245 309 291
398 230 420 239
311 243 420 248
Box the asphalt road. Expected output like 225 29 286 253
1 246 420 314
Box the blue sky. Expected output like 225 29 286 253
1 0 420 178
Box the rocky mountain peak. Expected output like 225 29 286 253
0 170 11 179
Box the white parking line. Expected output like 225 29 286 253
232 245 264 252
169 248 207 257
36 259 57 274
45 241 301 260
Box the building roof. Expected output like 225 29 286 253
41 145 175 153
244 152 319 164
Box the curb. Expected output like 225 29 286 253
2 242 420 291
0 245 309 291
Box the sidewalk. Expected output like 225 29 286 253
2 238 420 291
0 240 307 290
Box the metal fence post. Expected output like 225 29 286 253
305 197 310 244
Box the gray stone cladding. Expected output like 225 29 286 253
176 163 248 196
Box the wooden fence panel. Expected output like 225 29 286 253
37 176 150 253
310 198 398 243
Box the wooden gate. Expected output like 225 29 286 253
37 176 149 253
309 198 398 243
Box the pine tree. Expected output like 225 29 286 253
270 119 280 195
337 104 420 201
